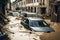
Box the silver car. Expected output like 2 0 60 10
21 17 55 32
21 12 37 20
9 12 20 17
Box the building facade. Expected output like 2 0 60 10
11 0 60 22
11 1 17 11
11 0 22 11
25 0 50 14
19 0 50 17
50 0 60 22
12 0 50 15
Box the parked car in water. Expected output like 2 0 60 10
20 11 28 17
21 17 55 32
16 10 22 13
23 12 37 17
9 11 20 17
20 12 37 20
8 10 13 13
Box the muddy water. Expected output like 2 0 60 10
4 16 41 40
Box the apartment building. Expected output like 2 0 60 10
23 0 50 17
11 1 16 11
19 0 26 10
13 0 49 15
6 0 11 10
50 0 60 22
11 0 50 15
11 0 22 11
11 0 60 22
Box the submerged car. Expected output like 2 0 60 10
21 12 37 17
20 12 37 20
20 11 28 17
21 17 55 32
9 12 20 17
16 10 22 13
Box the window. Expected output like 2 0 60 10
34 7 36 12
32 0 33 3
26 7 27 11
24 2 25 5
30 20 48 27
28 7 30 12
33 0 35 3
39 0 42 5
40 7 46 14
37 0 39 2
31 7 33 12
42 0 45 5
34 0 35 2
39 0 45 5
54 5 58 13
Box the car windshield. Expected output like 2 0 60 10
30 20 49 27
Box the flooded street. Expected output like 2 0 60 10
2 16 60 40
3 16 41 40
0 0 60 40
40 19 60 40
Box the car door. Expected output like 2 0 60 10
23 19 29 28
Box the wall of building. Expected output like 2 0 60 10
50 0 60 22
11 2 16 11
11 0 50 17
25 0 50 16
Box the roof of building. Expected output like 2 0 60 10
21 11 37 14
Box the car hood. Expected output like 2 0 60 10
30 27 55 32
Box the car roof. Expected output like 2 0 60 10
27 17 44 21
25 12 36 14
12 12 19 13
21 12 36 14
21 11 28 13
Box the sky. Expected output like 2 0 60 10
11 0 15 3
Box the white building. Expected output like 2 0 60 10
24 0 50 17
11 0 50 17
